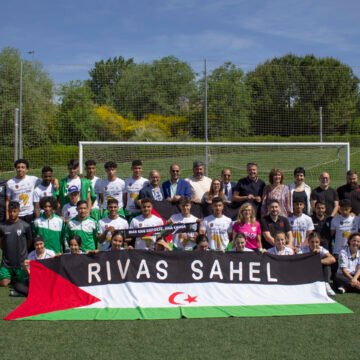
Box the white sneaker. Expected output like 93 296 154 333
325 283 336 296
9 289 23 297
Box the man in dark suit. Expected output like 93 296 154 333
220 168 236 202
138 170 165 202
162 164 191 203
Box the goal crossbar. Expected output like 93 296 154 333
78 141 350 175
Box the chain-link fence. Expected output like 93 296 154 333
1 48 359 180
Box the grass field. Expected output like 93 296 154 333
0 144 360 359
2 145 359 190
0 287 359 360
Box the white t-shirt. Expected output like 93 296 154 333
337 246 360 275
129 214 164 250
99 177 126 209
200 214 232 251
90 176 102 209
288 213 314 247
267 246 294 255
6 175 40 216
64 177 82 196
169 213 198 251
33 183 57 203
125 177 148 213
28 248 56 260
98 216 129 251
186 176 212 203
62 203 78 222
300 245 329 258
331 215 360 254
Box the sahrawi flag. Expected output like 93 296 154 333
5 251 351 320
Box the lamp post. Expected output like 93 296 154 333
18 50 35 159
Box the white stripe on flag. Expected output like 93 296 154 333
79 282 334 309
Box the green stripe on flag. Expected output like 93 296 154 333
17 302 352 321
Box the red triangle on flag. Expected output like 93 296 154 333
150 208 172 243
4 260 101 320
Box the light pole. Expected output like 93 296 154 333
18 50 35 159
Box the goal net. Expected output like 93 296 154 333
79 142 350 189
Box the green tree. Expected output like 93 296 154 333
56 81 102 144
0 47 55 147
116 56 197 119
246 54 359 136
190 62 251 139
88 56 134 106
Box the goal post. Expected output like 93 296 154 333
79 141 350 188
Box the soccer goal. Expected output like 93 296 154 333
78 141 350 188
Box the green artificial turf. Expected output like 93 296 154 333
0 286 358 360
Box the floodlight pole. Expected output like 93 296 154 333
319 106 323 143
19 61 23 159
204 59 209 176
14 108 19 161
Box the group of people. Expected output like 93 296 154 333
0 158 360 297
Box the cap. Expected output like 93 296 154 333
68 185 80 194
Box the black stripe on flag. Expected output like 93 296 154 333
38 251 324 287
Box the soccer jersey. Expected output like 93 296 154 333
99 177 126 209
267 246 294 255
33 183 58 203
61 203 78 222
34 213 65 254
331 215 360 254
129 214 164 250
125 177 148 214
201 214 232 251
233 221 261 249
98 216 129 251
6 175 39 216
288 213 314 247
66 216 98 252
169 213 198 250
0 220 32 267
28 248 55 260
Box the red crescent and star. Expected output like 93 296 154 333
168 292 198 305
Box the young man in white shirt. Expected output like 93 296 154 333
99 161 126 212
168 197 198 251
129 198 164 250
288 199 314 250
98 198 129 251
6 159 40 223
331 199 360 256
200 197 232 251
124 160 149 215
33 166 59 218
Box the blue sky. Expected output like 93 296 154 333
1 0 359 84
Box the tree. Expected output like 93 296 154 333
115 56 197 119
56 81 102 144
0 47 55 147
246 54 359 136
88 56 134 106
190 62 251 139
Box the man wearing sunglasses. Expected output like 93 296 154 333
162 164 191 203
